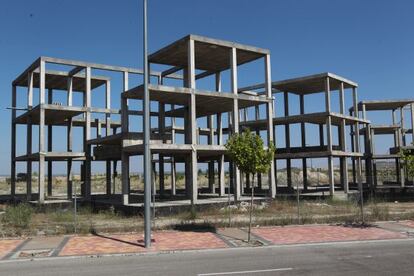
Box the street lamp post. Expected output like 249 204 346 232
143 0 152 248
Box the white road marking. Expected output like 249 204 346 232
198 267 293 275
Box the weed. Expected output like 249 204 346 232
370 203 390 221
2 203 33 228
181 207 198 221
51 209 74 223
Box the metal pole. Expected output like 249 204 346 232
143 0 152 248
74 181 77 234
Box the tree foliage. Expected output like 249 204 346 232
400 145 414 178
225 129 275 175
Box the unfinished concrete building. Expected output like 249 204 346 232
10 56 183 204
90 35 276 206
11 34 414 208
350 100 414 191
10 35 275 206
239 73 370 196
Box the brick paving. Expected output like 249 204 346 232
0 239 23 259
59 231 227 256
252 225 406 245
0 223 410 259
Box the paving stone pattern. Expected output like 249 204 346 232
252 225 406 245
0 222 412 260
0 239 24 259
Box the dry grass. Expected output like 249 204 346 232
1 199 414 238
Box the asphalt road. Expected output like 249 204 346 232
1 239 413 276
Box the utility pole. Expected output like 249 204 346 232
143 0 152 248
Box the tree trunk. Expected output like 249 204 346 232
248 173 255 243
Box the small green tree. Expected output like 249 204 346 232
400 145 414 179
225 129 275 242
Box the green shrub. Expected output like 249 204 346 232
51 210 74 223
2 204 33 228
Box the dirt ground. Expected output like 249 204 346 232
1 197 414 238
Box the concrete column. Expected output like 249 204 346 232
392 110 401 184
27 118 32 201
353 88 363 194
66 115 73 200
265 54 276 197
38 60 46 203
339 82 349 193
171 104 176 196
245 173 250 190
121 152 129 204
67 159 73 200
113 161 118 194
105 80 112 195
255 106 263 190
184 102 191 197
207 115 215 193
325 77 334 196
47 89 53 197
284 92 292 189
319 124 324 146
26 72 33 200
171 160 176 196
216 73 225 197
121 72 129 204
231 47 241 201
11 85 17 200
188 39 198 205
350 117 357 186
399 129 406 187
84 67 92 199
392 110 398 146
362 103 373 193
400 107 406 146
67 77 73 199
371 128 378 188
152 159 157 196
105 80 111 135
400 107 407 186
300 94 307 191
159 101 165 196
105 161 111 196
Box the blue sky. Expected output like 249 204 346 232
0 0 413 175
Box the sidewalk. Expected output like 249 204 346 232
1 220 413 261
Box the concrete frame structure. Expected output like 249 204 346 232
10 35 275 206
10 56 181 204
240 73 369 196
350 100 414 190
90 35 275 205
10 35 412 207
